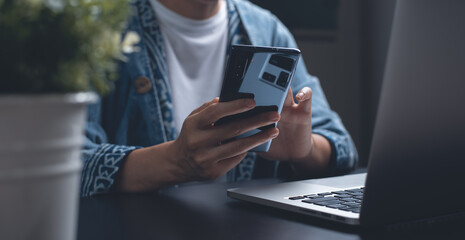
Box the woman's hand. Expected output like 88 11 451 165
118 97 279 192
172 97 279 181
259 87 332 177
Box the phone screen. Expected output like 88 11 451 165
216 45 300 152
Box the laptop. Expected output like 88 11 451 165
227 0 465 226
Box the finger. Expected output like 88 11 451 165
200 153 247 180
213 127 279 161
214 111 280 142
216 152 247 173
190 97 219 116
296 87 313 113
284 87 295 106
195 98 256 127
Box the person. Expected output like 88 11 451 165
81 0 358 197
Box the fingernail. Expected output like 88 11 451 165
272 113 280 121
246 99 255 109
271 131 279 138
297 93 304 99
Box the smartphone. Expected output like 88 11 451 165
217 44 301 152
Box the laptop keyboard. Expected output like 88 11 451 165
288 187 364 213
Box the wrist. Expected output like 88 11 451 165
290 134 331 177
164 140 195 183
116 141 189 193
287 133 316 164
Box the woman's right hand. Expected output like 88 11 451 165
117 98 280 192
171 97 280 181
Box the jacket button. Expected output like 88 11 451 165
134 76 152 94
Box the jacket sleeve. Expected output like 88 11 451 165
80 99 141 197
271 16 359 175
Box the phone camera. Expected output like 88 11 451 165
276 71 290 88
261 72 276 83
269 55 295 72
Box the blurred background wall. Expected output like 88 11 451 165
250 0 396 166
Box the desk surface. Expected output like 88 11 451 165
78 178 465 240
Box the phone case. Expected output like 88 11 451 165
217 45 301 152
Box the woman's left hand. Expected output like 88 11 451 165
258 86 332 177
258 87 314 162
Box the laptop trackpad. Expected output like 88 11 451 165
302 173 366 189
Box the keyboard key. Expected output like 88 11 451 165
319 197 338 201
334 194 352 198
342 202 360 207
345 188 363 193
340 198 357 202
302 199 319 204
317 192 332 196
289 196 305 200
327 204 347 209
349 192 364 196
304 194 320 198
338 208 352 212
302 197 338 203
313 200 342 206
348 208 360 213
331 191 347 195
337 205 352 210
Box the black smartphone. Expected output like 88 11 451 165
217 44 301 152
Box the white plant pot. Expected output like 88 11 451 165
0 92 97 240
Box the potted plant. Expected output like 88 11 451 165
0 1 132 239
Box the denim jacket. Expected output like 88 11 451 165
80 0 358 197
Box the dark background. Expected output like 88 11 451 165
251 0 397 166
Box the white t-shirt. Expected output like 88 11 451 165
150 0 228 134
